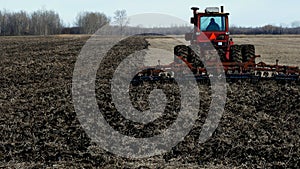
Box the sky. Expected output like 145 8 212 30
0 0 300 27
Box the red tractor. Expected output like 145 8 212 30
175 6 255 71
133 6 299 83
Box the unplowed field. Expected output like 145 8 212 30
0 35 299 168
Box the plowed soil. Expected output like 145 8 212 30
0 35 299 168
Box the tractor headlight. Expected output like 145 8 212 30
218 42 223 46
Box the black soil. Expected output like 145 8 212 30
0 36 299 168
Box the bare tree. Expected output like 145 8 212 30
0 9 9 35
113 10 129 35
75 12 110 34
12 11 30 35
30 9 62 35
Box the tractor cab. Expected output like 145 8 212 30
185 6 232 60
186 6 230 46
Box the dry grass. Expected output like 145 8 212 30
146 34 300 67
232 34 300 66
145 37 187 66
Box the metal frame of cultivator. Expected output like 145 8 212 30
222 55 300 81
131 53 300 85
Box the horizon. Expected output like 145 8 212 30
0 0 300 28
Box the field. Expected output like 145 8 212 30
0 35 299 168
232 35 300 67
146 35 300 67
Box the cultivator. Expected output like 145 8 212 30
131 6 300 85
132 53 300 85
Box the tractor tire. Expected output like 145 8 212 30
189 45 204 68
241 44 255 62
230 45 242 63
217 48 226 62
174 45 189 63
174 45 189 57
174 45 204 68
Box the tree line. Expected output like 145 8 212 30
0 9 300 36
230 25 300 35
0 9 112 36
0 9 62 36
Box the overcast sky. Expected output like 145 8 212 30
0 0 299 27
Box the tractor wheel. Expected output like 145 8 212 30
217 48 226 62
189 45 204 68
174 45 189 63
174 45 189 57
174 45 204 68
230 45 242 62
241 44 255 62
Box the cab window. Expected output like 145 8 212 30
200 16 226 31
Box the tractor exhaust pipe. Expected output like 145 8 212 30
221 6 224 13
191 7 199 14
190 7 199 25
